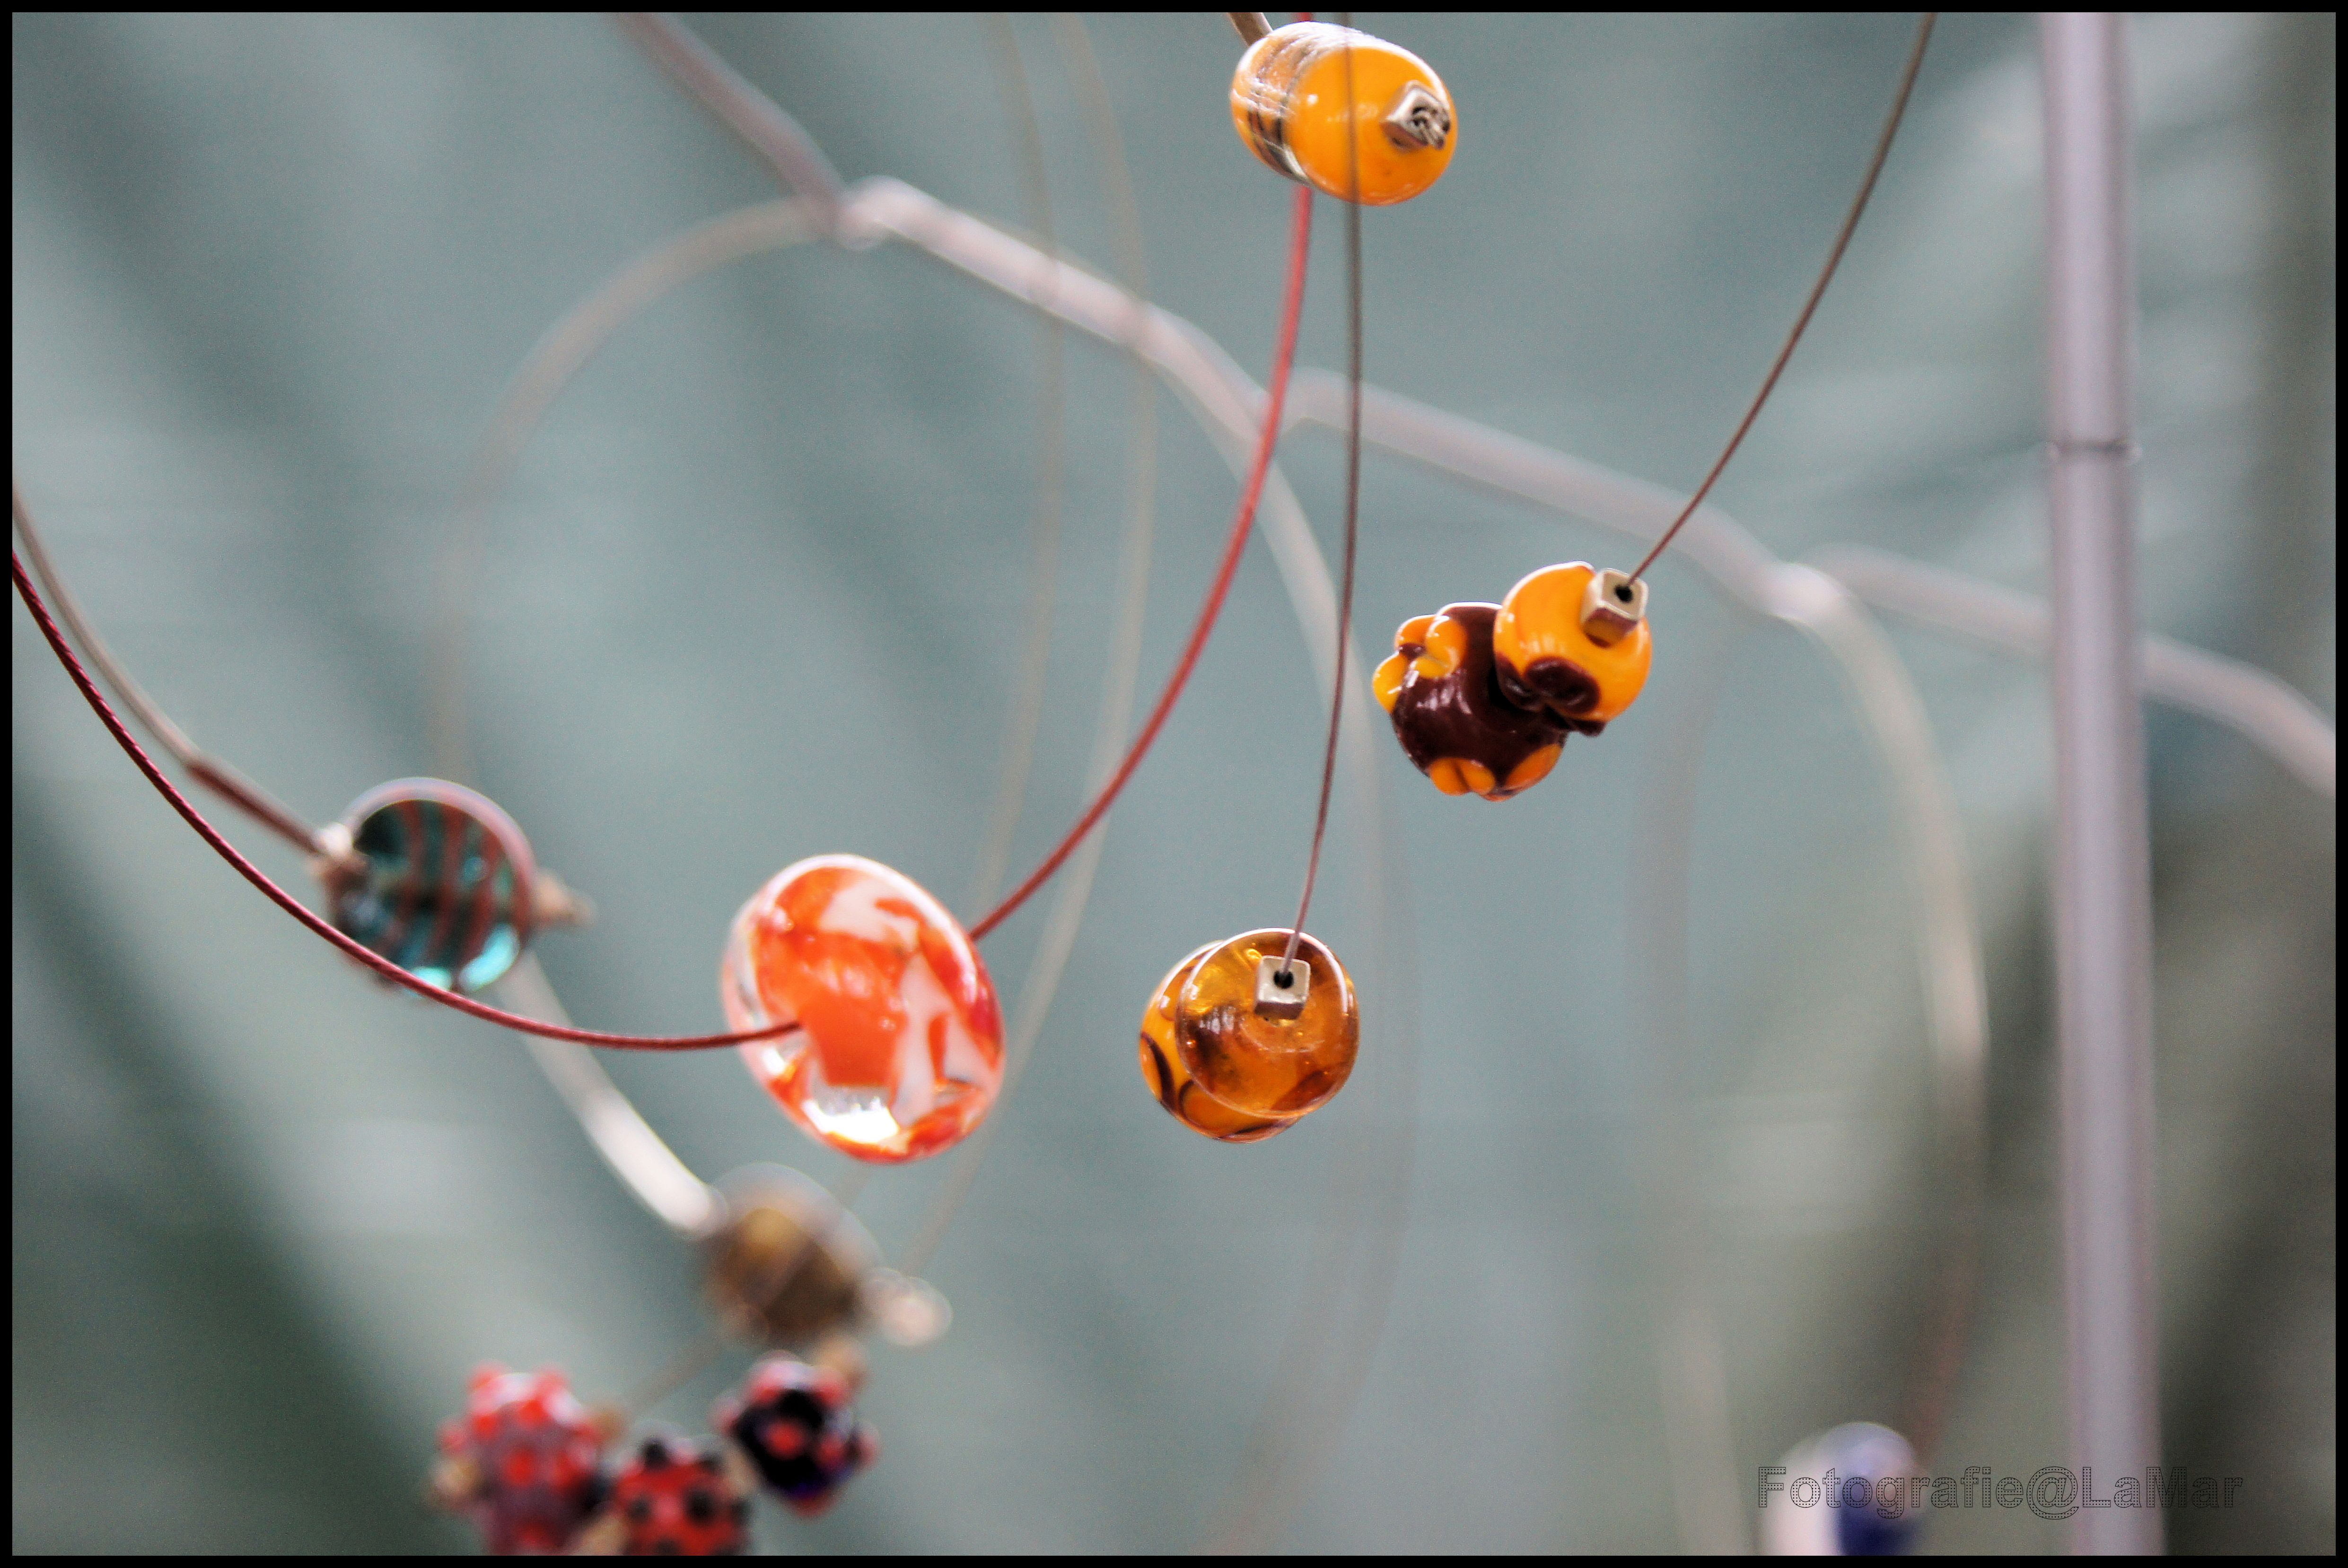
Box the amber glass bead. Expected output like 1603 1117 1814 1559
1167 930 1357 1120
1231 23 1456 206
1375 603 1571 800
1137 943 1299 1143
721 855 1003 1163
1492 562 1653 724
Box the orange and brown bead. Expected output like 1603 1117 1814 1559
1377 603 1571 800
1491 563 1653 726
1168 929 1358 1121
1138 943 1298 1143
1230 22 1456 206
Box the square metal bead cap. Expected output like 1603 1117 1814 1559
1253 954 1311 1019
1580 567 1648 646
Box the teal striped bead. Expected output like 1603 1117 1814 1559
324 779 536 994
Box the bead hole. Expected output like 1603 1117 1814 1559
1614 584 1633 602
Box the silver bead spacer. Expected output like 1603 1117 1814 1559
1579 568 1648 647
1384 82 1452 151
1253 954 1311 1019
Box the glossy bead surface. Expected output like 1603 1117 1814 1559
1168 930 1357 1120
1231 23 1456 205
1758 1423 1922 1555
1492 562 1653 725
434 1364 606 1555
1376 604 1572 800
604 1432 751 1557
1138 943 1299 1143
714 1355 878 1518
721 855 1003 1163
323 778 534 993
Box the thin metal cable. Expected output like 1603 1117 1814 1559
13 549 801 1054
965 13 1069 913
1279 22 1363 978
613 13 844 232
429 201 819 783
616 16 1315 950
618 1166 874 1418
14 174 1307 1044
1629 12 1936 582
1221 24 1387 1543
896 11 1163 1281
965 183 1316 943
500 954 717 1234
13 479 324 855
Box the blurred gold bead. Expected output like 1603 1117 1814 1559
701 1168 875 1346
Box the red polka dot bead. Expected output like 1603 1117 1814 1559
605 1431 752 1556
433 1364 609 1554
712 1355 878 1518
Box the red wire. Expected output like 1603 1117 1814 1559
13 181 1314 1037
968 183 1316 942
12 552 798 1054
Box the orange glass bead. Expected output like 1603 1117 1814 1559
1231 22 1456 206
1167 929 1358 1121
1375 603 1573 800
1492 562 1653 725
721 855 1003 1163
1137 943 1299 1143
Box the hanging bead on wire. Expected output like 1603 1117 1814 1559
1376 566 1651 801
1138 929 1358 1134
1492 562 1652 727
313 778 587 994
1376 602 1571 800
1138 942 1299 1142
1230 21 1457 205
721 855 1004 1163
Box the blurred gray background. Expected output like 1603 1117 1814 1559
12 11 2333 1554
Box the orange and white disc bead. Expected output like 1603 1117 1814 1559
721 855 1003 1163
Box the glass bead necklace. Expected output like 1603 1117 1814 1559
12 16 1333 1542
10 10 1964 1552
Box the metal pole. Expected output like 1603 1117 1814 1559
2039 13 2162 1554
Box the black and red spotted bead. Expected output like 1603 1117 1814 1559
606 1431 751 1556
712 1355 878 1517
435 1364 607 1554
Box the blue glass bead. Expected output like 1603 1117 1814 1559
1759 1422 1922 1555
323 778 536 994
